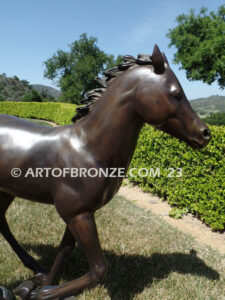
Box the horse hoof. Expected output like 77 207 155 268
29 286 58 300
0 286 17 300
13 281 36 300
33 273 48 285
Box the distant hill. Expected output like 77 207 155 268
32 84 61 99
0 73 60 102
0 73 32 101
190 95 225 117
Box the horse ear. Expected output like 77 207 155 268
162 52 169 66
152 44 165 74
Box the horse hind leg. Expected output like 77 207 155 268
38 226 76 286
0 192 45 275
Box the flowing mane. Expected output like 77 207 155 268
71 54 152 123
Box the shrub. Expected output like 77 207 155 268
203 112 225 126
0 101 77 125
129 125 225 230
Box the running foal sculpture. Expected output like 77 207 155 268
0 45 211 299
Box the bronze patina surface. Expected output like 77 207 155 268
0 45 210 299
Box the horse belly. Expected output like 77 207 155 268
0 181 54 204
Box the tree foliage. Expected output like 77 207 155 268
0 73 32 102
21 89 43 102
44 33 123 104
167 5 225 88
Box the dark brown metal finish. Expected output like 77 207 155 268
0 45 210 299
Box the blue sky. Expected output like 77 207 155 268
0 0 224 100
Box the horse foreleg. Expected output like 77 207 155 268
37 226 75 286
29 212 107 300
12 225 75 300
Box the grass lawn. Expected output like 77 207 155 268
0 196 224 300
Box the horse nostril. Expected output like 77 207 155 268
202 128 211 140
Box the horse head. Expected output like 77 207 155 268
134 45 211 149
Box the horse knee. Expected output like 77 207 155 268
91 263 107 284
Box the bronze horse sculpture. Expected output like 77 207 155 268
0 45 211 299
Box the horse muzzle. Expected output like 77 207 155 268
189 127 211 149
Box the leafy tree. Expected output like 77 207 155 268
21 79 31 87
167 5 225 88
21 89 42 102
44 33 123 104
13 76 19 81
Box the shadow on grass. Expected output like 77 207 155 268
6 244 220 300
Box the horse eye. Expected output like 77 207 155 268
174 93 182 101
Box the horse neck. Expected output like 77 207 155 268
78 79 143 168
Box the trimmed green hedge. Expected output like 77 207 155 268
0 102 77 125
129 125 225 230
0 102 224 230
